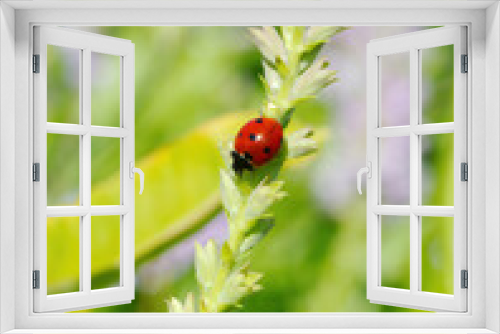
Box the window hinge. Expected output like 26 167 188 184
461 162 468 181
33 270 40 289
33 163 40 182
461 54 468 73
461 270 468 289
33 54 40 73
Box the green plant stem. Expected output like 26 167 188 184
167 26 344 313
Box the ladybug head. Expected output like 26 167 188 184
231 151 254 176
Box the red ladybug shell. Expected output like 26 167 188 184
235 117 283 166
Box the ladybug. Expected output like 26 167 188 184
231 117 283 175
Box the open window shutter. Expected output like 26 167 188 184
33 26 136 312
363 26 467 312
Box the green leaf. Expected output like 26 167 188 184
279 107 295 129
273 26 283 38
167 297 185 313
263 62 282 94
305 26 348 48
258 73 272 98
281 26 306 52
167 292 195 313
292 57 338 100
217 137 234 172
274 56 290 78
245 218 275 237
196 240 222 293
220 169 242 219
215 265 263 311
239 218 275 254
221 241 233 266
299 40 327 71
238 234 262 255
244 179 287 223
290 96 316 109
287 128 318 159
248 27 286 64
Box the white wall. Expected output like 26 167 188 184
485 2 500 333
0 2 16 333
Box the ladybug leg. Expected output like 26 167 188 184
244 162 254 172
231 151 254 176
230 151 243 175
241 153 254 173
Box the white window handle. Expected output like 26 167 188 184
129 162 144 195
357 162 372 195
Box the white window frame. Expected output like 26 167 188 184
33 26 136 313
365 26 467 312
0 1 499 333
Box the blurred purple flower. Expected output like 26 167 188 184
311 26 424 214
137 212 228 293
58 46 79 88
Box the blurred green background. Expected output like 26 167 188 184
45 26 454 312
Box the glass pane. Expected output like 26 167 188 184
47 45 80 124
91 52 121 127
421 45 454 124
421 133 454 206
91 137 121 205
380 52 410 127
381 215 410 290
47 216 80 295
91 216 121 290
380 136 410 205
47 134 80 206
421 217 454 294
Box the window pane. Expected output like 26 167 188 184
421 217 454 294
47 134 80 206
47 216 80 295
91 137 121 205
380 52 410 127
380 136 410 205
91 52 121 127
381 215 410 290
421 133 454 206
91 216 121 290
421 45 454 124
47 45 80 124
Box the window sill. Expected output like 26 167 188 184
4 329 498 334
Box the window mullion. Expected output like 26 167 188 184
417 47 424 293
82 48 92 294
45 206 128 217
409 47 420 294
119 56 125 287
78 48 85 293
413 123 454 135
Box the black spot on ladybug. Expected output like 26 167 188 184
264 147 271 154
255 118 263 123
244 152 253 161
249 133 256 141
238 132 242 137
